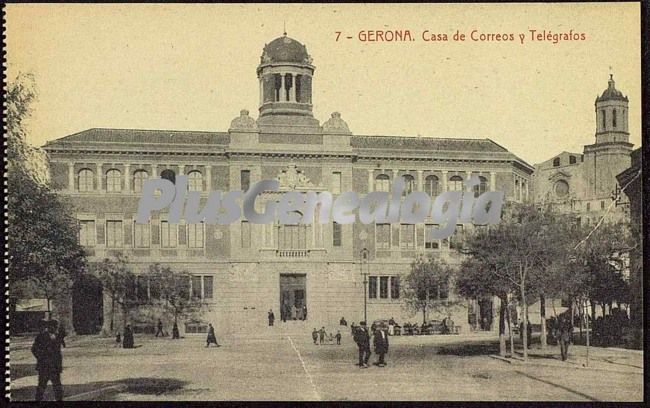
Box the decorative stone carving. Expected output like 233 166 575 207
359 230 368 242
322 112 350 133
277 163 314 190
229 109 259 131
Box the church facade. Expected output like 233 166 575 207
44 34 535 336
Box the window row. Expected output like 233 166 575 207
129 274 213 303
79 220 205 248
76 168 204 192
368 276 400 299
374 174 488 196
375 224 471 251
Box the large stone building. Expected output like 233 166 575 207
44 34 534 336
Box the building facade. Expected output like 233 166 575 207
44 35 534 336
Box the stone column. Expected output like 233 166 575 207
96 163 102 191
490 172 496 191
417 170 424 192
289 74 296 102
442 170 448 191
68 162 75 192
151 164 158 178
367 169 374 192
205 165 212 192
466 170 472 184
178 164 184 176
124 163 130 192
392 169 399 186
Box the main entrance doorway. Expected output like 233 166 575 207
279 274 307 321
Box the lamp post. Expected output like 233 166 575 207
360 248 369 323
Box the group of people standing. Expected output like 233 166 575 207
352 321 389 368
280 303 307 322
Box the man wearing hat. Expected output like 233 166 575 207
31 319 64 401
354 321 371 368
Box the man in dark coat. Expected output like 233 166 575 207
206 323 220 347
122 324 134 349
558 316 573 361
354 321 371 368
155 319 164 337
319 327 326 345
373 327 389 367
32 320 64 401
172 322 180 339
268 309 275 326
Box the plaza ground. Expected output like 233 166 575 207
9 327 643 401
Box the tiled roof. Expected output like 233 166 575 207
351 135 508 152
47 128 230 146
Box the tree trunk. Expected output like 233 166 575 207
520 282 528 361
601 303 606 318
506 299 515 357
578 300 583 340
47 298 52 320
540 294 547 349
110 297 115 332
499 296 506 357
584 299 590 367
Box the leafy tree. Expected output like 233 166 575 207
147 263 205 329
94 253 138 332
7 73 86 321
402 255 456 325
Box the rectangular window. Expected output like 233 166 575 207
390 276 400 299
333 222 342 247
191 275 202 300
241 170 250 191
400 224 415 249
241 221 251 248
203 276 213 299
133 221 150 248
187 223 204 248
106 220 123 248
424 224 440 249
160 221 177 248
380 276 389 299
79 220 96 247
368 276 377 299
376 224 391 249
332 172 342 194
449 224 464 250
279 225 306 249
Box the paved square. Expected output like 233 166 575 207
10 329 643 401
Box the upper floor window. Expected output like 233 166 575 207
376 224 391 250
133 221 150 248
402 174 415 195
400 224 415 250
79 220 96 247
569 155 577 165
160 221 177 248
241 220 251 248
78 168 94 192
333 222 342 247
133 170 149 193
612 109 617 128
375 174 390 192
106 220 123 248
187 223 204 248
106 169 122 192
448 175 463 192
424 175 439 196
241 170 250 191
160 169 176 184
473 176 488 197
188 170 203 192
279 224 307 249
602 110 606 129
553 157 560 167
424 224 440 250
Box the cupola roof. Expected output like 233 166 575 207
596 74 628 102
260 34 310 64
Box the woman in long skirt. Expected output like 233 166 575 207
206 323 220 347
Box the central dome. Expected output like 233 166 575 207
261 35 310 64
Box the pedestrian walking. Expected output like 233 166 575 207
335 330 342 345
373 327 389 367
319 326 326 345
32 320 64 401
354 321 371 368
172 322 180 339
312 328 318 345
122 324 134 349
155 319 164 337
206 323 220 347
268 309 275 326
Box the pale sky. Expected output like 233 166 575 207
5 3 642 165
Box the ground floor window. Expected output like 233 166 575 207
368 275 401 300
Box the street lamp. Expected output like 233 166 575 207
360 248 369 323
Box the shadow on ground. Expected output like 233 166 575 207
11 377 188 401
436 340 502 356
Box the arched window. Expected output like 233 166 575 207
424 175 439 196
160 169 176 184
569 155 576 165
448 175 463 192
553 157 560 167
78 168 94 192
106 169 122 192
375 174 390 192
402 174 415 195
187 170 203 192
613 109 617 128
473 176 488 197
133 170 149 193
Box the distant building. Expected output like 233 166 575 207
43 34 534 335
